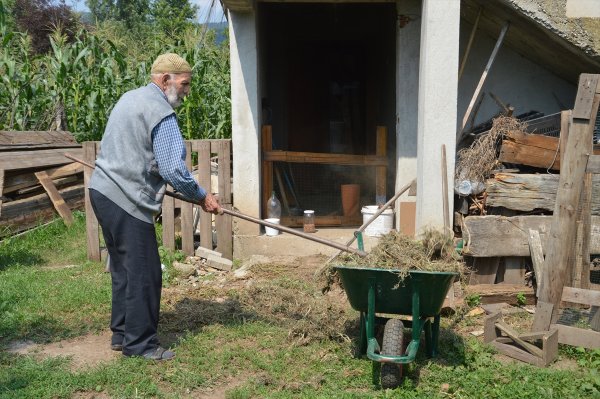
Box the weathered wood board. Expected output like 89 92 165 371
486 173 600 214
499 131 600 171
463 215 600 256
0 148 83 171
464 284 535 305
0 131 78 150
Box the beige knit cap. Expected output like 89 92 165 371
151 53 192 74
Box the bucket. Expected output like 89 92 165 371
361 206 394 237
341 184 360 217
264 218 280 236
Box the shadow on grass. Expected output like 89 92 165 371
159 296 260 347
0 250 44 271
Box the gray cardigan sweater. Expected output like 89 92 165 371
89 84 175 223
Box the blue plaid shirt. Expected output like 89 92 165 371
150 84 207 200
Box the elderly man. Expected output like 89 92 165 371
89 53 220 361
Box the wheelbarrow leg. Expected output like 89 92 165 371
358 312 367 355
431 315 441 357
424 318 433 357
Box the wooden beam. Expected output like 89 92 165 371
181 141 194 256
263 150 387 166
537 74 600 330
463 215 600 257
499 131 564 171
486 173 600 214
375 126 387 204
458 7 482 81
3 163 83 195
262 126 273 219
463 284 535 305
469 257 499 285
528 229 544 295
550 324 600 349
216 140 233 260
0 130 78 150
586 154 600 173
460 22 510 134
34 170 74 226
194 141 212 250
0 148 83 171
561 286 600 307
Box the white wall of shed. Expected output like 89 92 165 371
416 0 460 232
229 10 261 235
394 0 421 228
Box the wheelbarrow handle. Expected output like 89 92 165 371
64 153 367 258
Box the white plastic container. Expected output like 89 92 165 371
264 218 281 236
361 206 394 237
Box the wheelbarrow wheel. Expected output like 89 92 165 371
380 318 404 389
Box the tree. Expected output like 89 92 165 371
151 0 197 36
86 0 149 28
13 0 78 54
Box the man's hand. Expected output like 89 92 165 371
200 193 222 215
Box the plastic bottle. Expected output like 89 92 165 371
267 191 282 219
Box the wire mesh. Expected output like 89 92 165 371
272 162 378 218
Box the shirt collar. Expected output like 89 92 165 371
150 82 168 101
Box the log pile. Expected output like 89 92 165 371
0 131 84 237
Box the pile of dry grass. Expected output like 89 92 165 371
334 230 467 280
456 116 528 183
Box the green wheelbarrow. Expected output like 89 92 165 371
335 266 457 389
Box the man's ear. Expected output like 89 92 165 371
160 73 171 87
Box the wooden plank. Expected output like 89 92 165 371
0 130 78 150
532 301 555 333
216 141 232 260
486 173 600 214
3 163 82 195
399 202 416 237
263 150 387 166
503 257 526 285
469 257 499 285
528 229 545 295
34 170 74 226
0 148 83 171
495 321 544 357
460 22 509 134
195 141 212 249
162 187 175 250
587 154 600 173
499 132 562 170
0 184 84 237
0 169 4 218
559 110 571 166
550 323 600 349
572 74 599 120
458 7 482 81
83 142 100 261
280 214 363 228
181 142 194 256
262 126 273 219
463 215 600 256
463 284 535 305
537 76 600 329
375 126 386 205
561 286 600 307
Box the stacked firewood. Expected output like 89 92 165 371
0 131 84 237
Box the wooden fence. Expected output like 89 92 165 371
83 139 233 261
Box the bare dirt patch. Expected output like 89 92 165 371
8 330 118 370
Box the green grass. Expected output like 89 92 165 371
1 215 600 398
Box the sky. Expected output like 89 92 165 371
67 0 226 23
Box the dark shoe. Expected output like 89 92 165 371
141 347 175 361
111 343 123 351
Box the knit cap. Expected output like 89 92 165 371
151 53 192 74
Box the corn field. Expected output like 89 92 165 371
0 2 231 141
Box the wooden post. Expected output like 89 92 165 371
528 229 544 296
195 141 212 250
0 169 4 218
559 110 571 166
180 141 194 255
459 22 510 135
83 141 100 261
376 126 387 205
162 189 175 250
34 170 74 226
216 140 233 260
262 125 273 217
458 7 482 81
535 74 600 329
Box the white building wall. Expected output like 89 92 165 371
416 0 460 232
229 10 261 235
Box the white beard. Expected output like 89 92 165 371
165 85 182 108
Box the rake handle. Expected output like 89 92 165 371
64 153 367 257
